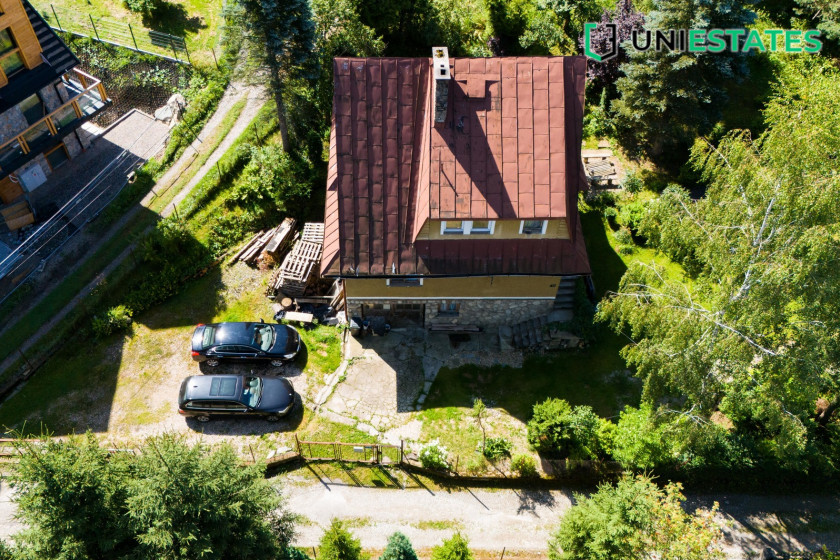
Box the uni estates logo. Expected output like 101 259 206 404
583 23 823 61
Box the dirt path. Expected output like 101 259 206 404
283 480 840 559
0 81 265 383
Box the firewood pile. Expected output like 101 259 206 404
232 217 296 266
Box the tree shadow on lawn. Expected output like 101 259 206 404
143 2 206 37
0 215 229 437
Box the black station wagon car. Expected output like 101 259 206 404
191 321 301 367
178 374 296 422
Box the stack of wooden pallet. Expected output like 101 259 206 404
0 199 34 232
232 217 296 265
267 222 324 297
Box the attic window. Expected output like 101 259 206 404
441 221 464 234
520 220 548 235
387 278 423 287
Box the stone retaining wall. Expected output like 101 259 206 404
346 298 557 329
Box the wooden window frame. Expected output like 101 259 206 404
44 143 70 171
0 27 27 83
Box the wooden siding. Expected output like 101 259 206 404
346 275 563 299
0 0 43 88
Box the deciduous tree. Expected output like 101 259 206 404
549 474 722 560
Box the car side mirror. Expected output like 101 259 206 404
260 318 265 324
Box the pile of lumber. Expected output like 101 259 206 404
232 218 296 265
267 222 324 297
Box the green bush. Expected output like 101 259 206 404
613 226 634 247
482 437 512 460
91 305 133 338
419 440 449 470
379 532 418 560
510 453 538 478
526 399 605 459
319 520 365 560
622 171 643 194
612 405 670 470
431 533 473 560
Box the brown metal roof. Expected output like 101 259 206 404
321 55 590 278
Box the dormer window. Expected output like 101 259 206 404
441 220 464 234
440 220 496 235
520 220 547 235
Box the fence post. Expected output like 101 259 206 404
295 433 301 455
400 440 404 464
248 444 256 464
500 548 506 560
128 23 139 50
89 14 101 42
168 36 179 62
183 41 192 65
211 47 219 70
51 4 63 31
17 349 33 372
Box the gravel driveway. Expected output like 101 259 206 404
284 477 840 559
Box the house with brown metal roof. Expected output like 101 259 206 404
321 48 591 329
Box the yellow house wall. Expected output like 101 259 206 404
0 0 44 87
415 218 569 240
345 275 562 299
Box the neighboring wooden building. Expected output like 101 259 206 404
0 0 110 230
321 48 590 328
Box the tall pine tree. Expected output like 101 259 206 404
227 0 316 151
611 0 755 163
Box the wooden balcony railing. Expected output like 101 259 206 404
0 68 109 173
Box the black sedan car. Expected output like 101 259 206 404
178 374 296 422
191 321 301 367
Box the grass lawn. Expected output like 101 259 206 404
32 0 224 66
420 203 689 472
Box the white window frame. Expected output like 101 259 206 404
468 220 495 235
386 278 424 287
441 220 465 235
440 220 496 235
519 220 548 235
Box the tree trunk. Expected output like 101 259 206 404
266 52 289 152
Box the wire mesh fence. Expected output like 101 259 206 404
40 4 191 64
71 44 194 127
295 437 405 465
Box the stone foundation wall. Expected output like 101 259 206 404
347 298 556 329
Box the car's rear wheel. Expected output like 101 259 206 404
269 359 285 367
266 415 280 422
196 415 211 423
205 358 220 367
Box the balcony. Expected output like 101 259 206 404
0 68 110 175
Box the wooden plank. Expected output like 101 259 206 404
265 217 296 253
0 177 23 205
5 212 34 231
283 311 314 323
232 230 264 261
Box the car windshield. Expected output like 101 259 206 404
241 376 262 407
201 326 215 349
252 325 274 351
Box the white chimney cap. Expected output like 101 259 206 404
432 47 450 80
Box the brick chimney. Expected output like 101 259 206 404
432 47 450 124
